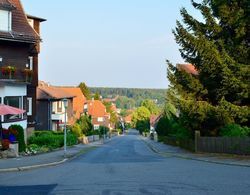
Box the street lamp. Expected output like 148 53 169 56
62 98 68 157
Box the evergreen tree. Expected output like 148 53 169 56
94 92 101 100
167 0 249 136
78 82 91 100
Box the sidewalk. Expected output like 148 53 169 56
141 136 250 167
0 141 103 172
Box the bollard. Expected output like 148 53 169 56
195 130 200 153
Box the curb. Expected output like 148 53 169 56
0 145 99 173
141 137 250 168
0 159 68 173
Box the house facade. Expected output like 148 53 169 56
36 84 74 131
59 87 86 124
0 0 45 131
84 100 110 130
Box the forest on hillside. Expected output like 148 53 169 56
89 87 166 109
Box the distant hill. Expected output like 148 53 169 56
89 87 166 108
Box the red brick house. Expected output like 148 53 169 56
0 0 45 133
84 100 110 130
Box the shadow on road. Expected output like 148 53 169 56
0 184 57 195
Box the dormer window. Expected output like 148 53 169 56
0 9 12 31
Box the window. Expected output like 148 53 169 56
29 56 33 70
4 96 22 121
27 97 32 116
28 18 34 28
57 101 62 112
97 117 104 122
0 10 12 31
94 125 99 130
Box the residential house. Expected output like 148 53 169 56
36 83 75 131
124 114 132 124
176 63 198 75
150 114 161 133
59 87 86 124
84 99 110 130
0 0 45 132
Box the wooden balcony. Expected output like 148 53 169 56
0 68 33 83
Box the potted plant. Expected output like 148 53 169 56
1 66 16 79
22 68 33 82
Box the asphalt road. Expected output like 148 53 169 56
0 129 250 195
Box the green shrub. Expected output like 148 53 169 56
155 116 191 139
70 123 82 137
34 130 53 137
99 126 109 135
136 119 150 134
86 130 100 136
219 124 250 137
76 115 93 135
67 133 78 145
28 133 77 149
27 144 40 154
9 125 26 152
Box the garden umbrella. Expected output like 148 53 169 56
0 104 26 140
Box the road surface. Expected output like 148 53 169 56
0 129 250 194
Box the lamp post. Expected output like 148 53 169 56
62 98 68 157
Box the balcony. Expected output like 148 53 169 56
0 66 33 83
51 113 64 121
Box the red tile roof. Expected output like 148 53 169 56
150 114 162 126
124 114 132 123
176 64 198 75
37 86 75 100
87 100 109 117
0 0 42 43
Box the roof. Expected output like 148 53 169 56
0 0 42 43
150 114 161 126
87 100 110 117
0 0 15 10
176 64 198 75
124 114 132 123
110 103 117 112
59 87 86 117
37 86 75 100
26 14 46 22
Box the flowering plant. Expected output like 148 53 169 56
2 139 10 150
1 66 16 76
22 68 33 77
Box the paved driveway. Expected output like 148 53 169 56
0 130 250 194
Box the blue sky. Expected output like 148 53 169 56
22 0 200 89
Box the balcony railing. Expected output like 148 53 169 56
0 67 33 83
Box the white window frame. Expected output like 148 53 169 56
97 117 104 122
0 10 12 32
94 125 99 130
29 56 33 70
27 97 32 116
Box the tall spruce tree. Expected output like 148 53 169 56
78 82 91 100
167 0 249 136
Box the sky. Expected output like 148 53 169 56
22 0 201 89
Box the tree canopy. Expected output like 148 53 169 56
167 0 249 136
141 99 160 115
78 82 91 100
